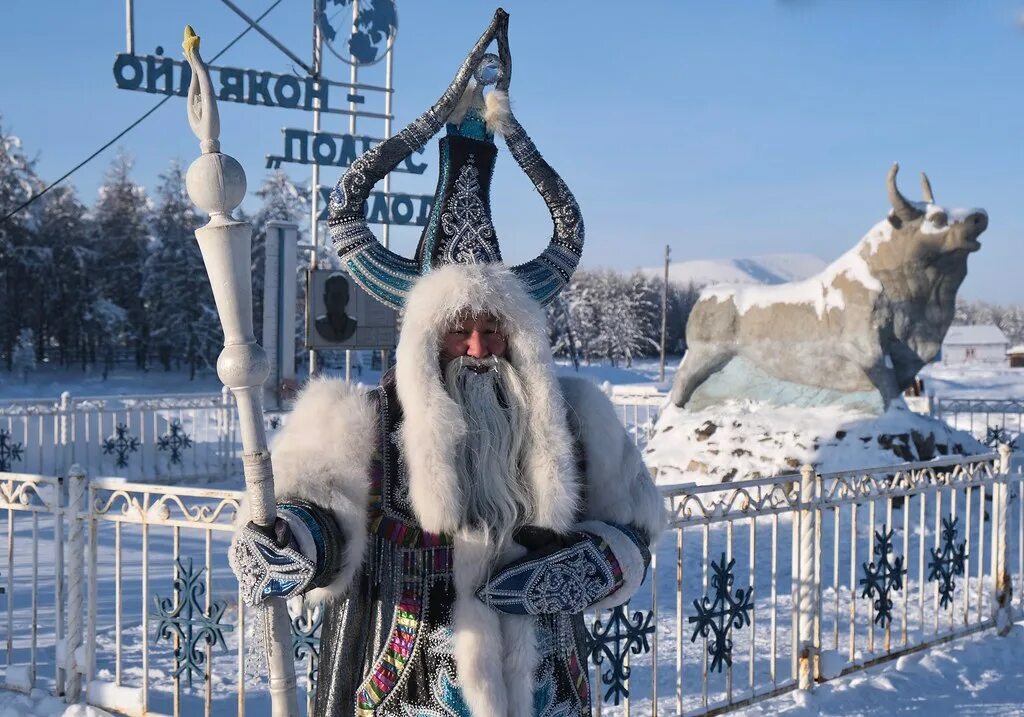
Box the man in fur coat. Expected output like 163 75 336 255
230 11 664 717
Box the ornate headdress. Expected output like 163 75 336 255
328 9 584 310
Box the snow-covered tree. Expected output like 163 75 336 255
0 119 44 370
142 162 220 378
91 152 151 368
81 298 128 378
955 298 1024 346
33 185 97 366
546 270 700 366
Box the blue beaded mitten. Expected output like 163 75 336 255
476 525 647 615
230 518 316 607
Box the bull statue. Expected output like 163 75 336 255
671 164 987 414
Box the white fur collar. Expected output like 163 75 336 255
395 263 580 536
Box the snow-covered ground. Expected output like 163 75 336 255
734 622 1024 716
5 358 1020 403
921 363 1024 400
0 367 224 402
0 689 114 717
6 625 1024 716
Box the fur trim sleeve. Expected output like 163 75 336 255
236 377 375 604
560 376 667 544
577 520 650 611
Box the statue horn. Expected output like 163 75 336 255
887 163 923 222
328 9 509 309
920 172 935 204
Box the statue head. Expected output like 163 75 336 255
883 163 987 265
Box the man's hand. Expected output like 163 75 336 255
229 517 316 607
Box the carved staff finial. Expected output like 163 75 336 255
182 25 220 154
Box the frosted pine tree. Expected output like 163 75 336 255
142 162 220 378
568 271 601 365
0 120 43 370
92 152 151 368
35 186 98 367
621 272 660 368
545 289 580 370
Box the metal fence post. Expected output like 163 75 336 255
58 391 72 477
798 464 817 689
54 473 66 696
64 464 87 702
994 444 1014 635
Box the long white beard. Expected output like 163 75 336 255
444 355 533 547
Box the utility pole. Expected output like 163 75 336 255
308 1 323 380
659 244 670 383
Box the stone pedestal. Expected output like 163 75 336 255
646 398 985 485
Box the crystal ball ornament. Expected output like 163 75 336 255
475 54 505 86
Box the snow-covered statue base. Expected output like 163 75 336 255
646 399 985 485
652 166 990 484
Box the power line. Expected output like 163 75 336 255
0 0 285 226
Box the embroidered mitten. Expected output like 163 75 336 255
230 517 315 606
475 524 646 615
229 501 343 606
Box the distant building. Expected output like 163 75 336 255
1008 345 1024 369
941 325 1009 365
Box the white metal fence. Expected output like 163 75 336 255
6 387 1020 485
607 388 665 451
932 397 1024 445
0 472 64 696
0 391 239 482
2 447 1021 716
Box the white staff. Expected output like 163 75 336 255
181 26 300 717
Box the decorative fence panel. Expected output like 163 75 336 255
0 473 64 696
932 397 1024 445
80 478 243 716
607 389 666 450
592 449 1020 716
2 451 1022 716
0 392 239 483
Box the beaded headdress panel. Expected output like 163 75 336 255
328 9 584 310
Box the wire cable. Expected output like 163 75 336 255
0 0 285 226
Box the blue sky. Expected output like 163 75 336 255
3 1 1024 302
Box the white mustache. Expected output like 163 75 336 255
448 355 501 374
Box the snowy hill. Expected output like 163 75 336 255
640 253 827 288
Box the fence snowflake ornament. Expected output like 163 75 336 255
154 557 234 688
586 606 656 704
860 526 906 626
157 419 193 465
928 516 967 609
984 425 1018 451
689 552 754 673
0 429 24 472
102 423 140 468
291 606 324 694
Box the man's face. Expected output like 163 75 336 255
441 313 508 367
324 277 349 309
